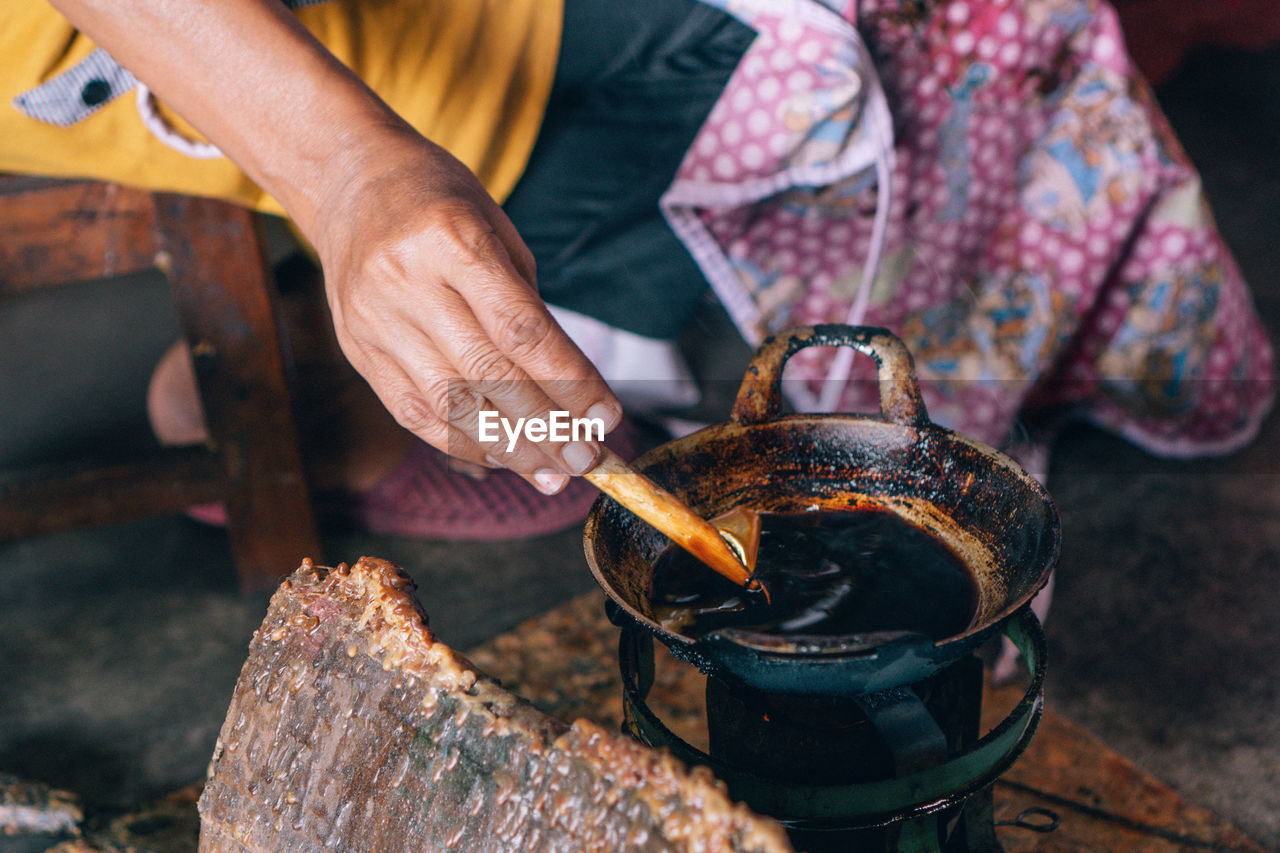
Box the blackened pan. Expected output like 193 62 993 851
583 325 1059 697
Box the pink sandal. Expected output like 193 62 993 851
188 423 640 541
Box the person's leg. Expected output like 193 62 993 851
502 0 755 340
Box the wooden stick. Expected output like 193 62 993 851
584 449 760 591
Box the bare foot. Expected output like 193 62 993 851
147 341 209 446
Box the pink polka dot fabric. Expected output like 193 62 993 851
664 0 1274 460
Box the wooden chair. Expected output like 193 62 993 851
0 175 322 593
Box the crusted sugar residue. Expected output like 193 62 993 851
554 720 794 853
205 556 798 852
284 557 548 746
289 561 786 849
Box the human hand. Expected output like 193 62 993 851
310 130 622 495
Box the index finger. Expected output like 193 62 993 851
455 232 623 434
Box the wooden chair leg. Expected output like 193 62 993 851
156 194 323 593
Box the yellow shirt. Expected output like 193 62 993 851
0 0 562 213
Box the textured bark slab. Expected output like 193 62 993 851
197 557 794 853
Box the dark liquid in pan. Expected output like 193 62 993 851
650 509 979 640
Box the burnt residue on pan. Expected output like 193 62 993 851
584 325 1059 697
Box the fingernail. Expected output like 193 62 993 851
561 441 598 476
586 402 622 434
533 468 569 495
483 454 501 468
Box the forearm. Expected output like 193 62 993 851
47 0 411 239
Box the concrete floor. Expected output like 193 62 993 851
2 44 1279 851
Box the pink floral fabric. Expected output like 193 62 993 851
665 0 1274 458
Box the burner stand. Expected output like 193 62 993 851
617 610 1045 853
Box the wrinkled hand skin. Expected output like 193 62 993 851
314 130 621 493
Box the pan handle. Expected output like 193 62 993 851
731 324 929 428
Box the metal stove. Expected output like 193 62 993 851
612 606 1045 853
